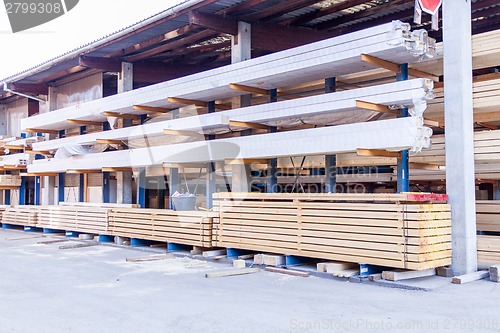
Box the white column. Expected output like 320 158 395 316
443 0 477 275
42 87 57 205
231 21 252 192
116 62 134 204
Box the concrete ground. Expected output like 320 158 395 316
0 229 499 333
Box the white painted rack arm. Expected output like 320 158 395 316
28 117 431 173
32 78 433 152
22 21 435 132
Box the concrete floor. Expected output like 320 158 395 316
1 229 499 333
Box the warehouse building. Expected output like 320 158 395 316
0 0 499 277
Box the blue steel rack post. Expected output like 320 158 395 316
397 63 410 193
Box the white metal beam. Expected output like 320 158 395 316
22 21 435 132
28 117 431 173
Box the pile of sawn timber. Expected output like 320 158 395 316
213 193 451 270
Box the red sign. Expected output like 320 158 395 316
418 0 442 15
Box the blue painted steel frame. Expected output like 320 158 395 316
102 172 110 203
137 168 146 208
267 88 278 193
397 64 410 193
58 172 65 203
325 77 337 193
19 176 26 205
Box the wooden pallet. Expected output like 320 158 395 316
108 209 217 248
37 206 111 234
477 235 500 264
213 193 451 270
2 206 39 227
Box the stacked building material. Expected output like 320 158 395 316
37 206 111 234
2 206 39 227
477 236 500 264
108 209 216 248
213 193 451 270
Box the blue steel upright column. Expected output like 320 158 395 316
58 173 65 203
325 77 337 193
266 88 278 193
397 64 410 193
78 126 86 202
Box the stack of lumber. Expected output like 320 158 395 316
58 202 140 209
37 206 111 234
213 193 451 270
476 201 500 232
0 205 9 223
108 209 216 247
0 175 22 187
2 206 39 227
477 235 500 264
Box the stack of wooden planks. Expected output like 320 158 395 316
108 209 216 247
477 235 500 264
0 175 22 187
476 201 500 232
0 205 9 223
2 206 39 227
213 193 451 270
37 206 111 234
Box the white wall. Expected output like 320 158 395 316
5 99 28 137
56 73 103 109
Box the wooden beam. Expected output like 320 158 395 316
423 119 442 128
452 270 490 284
357 149 401 158
167 97 208 107
410 163 445 171
20 172 58 177
102 112 140 120
67 169 101 174
67 119 104 126
96 139 127 145
163 129 204 137
229 83 270 95
3 145 25 150
361 54 400 73
78 56 121 72
229 120 269 130
25 150 52 156
476 122 498 130
225 158 269 165
188 11 237 35
355 100 399 115
10 83 49 95
132 105 171 113
25 128 60 134
205 267 260 278
167 97 230 110
473 111 500 123
102 167 134 172
3 165 27 170
408 68 440 82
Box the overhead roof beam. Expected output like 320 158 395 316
79 56 122 72
10 83 49 96
284 0 372 26
188 11 333 52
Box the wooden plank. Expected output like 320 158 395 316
25 128 60 134
96 139 127 145
205 267 260 278
102 112 140 119
229 120 269 130
126 254 175 262
452 270 490 284
264 267 310 277
382 268 436 281
67 119 104 126
355 100 399 115
229 83 270 95
357 148 401 158
59 242 97 250
132 105 171 113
